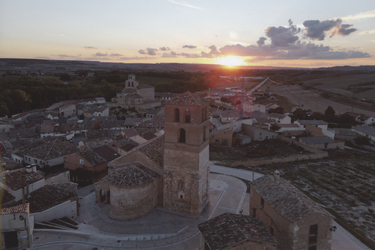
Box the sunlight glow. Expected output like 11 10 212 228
217 56 247 67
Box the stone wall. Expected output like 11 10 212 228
108 176 161 220
250 188 333 250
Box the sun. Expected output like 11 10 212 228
217 56 246 67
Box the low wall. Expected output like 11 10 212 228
32 200 77 223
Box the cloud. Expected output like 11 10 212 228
94 52 108 56
167 0 202 10
138 48 158 55
341 9 375 21
265 19 301 47
110 53 123 57
201 45 220 58
183 45 197 49
330 24 357 37
303 19 357 40
119 56 155 60
220 41 369 61
257 37 267 46
159 47 171 51
84 46 98 49
162 51 178 58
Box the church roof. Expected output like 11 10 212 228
106 162 160 187
166 92 208 106
121 88 136 94
252 175 333 223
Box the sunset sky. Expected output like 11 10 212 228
1 0 375 68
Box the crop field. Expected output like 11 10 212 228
302 74 375 99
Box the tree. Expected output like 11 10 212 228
293 108 306 120
354 135 371 145
60 73 71 81
270 123 281 131
325 106 335 116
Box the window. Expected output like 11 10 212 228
80 159 84 164
309 224 318 246
270 227 274 236
179 129 186 143
174 108 180 122
185 109 191 123
252 208 257 217
261 198 264 207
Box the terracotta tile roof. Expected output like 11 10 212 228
24 137 79 161
252 175 333 223
3 169 44 191
166 91 208 106
23 185 76 213
1 203 29 215
138 136 164 168
138 117 165 129
198 213 278 249
122 128 139 138
141 131 157 140
120 143 138 152
79 150 107 166
106 162 159 187
92 145 120 162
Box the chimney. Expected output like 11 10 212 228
274 170 280 179
25 165 32 173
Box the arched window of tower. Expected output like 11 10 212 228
174 108 180 122
185 109 191 123
179 128 186 143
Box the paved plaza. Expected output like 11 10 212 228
30 173 247 250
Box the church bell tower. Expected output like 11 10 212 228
163 92 210 217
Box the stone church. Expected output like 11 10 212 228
116 74 155 106
95 92 210 219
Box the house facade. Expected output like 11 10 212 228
250 173 334 250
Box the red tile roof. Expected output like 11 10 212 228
3 169 44 191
